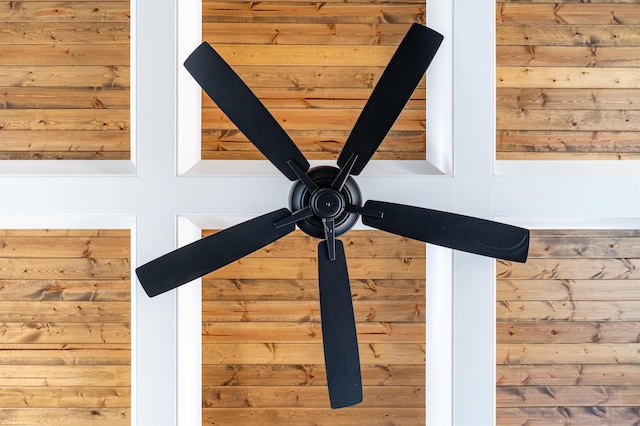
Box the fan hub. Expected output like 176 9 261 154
310 188 345 219
289 166 362 239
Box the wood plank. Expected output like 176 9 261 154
202 407 424 426
496 343 640 364
207 0 425 4
203 3 426 25
201 65 416 90
496 300 640 322
496 109 640 132
497 45 640 68
0 23 129 45
0 301 130 323
496 130 640 154
0 150 130 160
0 109 129 131
496 407 640 426
202 278 425 301
203 97 425 110
202 364 424 386
0 322 130 344
496 364 640 386
501 406 640 426
527 235 640 258
204 86 425 101
0 365 130 387
496 24 640 46
0 279 131 301
202 385 423 408
200 232 425 259
0 236 130 258
0 408 129 425
499 0 640 3
0 230 130 237
202 133 425 156
0 2 131 23
203 129 425 147
203 107 425 132
0 45 129 66
202 322 425 343
202 300 425 322
496 4 640 25
202 130 425 159
496 279 640 301
0 131 130 153
0 387 130 408
204 256 426 280
497 67 640 88
202 343 425 365
496 321 640 344
202 150 425 161
203 23 414 45
497 385 640 407
496 151 640 160
530 229 640 238
496 88 640 111
0 87 130 109
0 258 130 280
0 347 131 365
210 44 398 67
496 258 640 280
0 66 129 87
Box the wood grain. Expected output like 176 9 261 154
496 407 640 426
0 408 129 425
0 229 131 423
496 230 640 425
199 2 427 162
202 278 425 301
203 407 425 426
203 364 425 386
202 230 425 421
0 1 130 160
496 0 640 160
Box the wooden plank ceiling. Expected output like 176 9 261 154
200 1 428 161
0 229 131 425
496 0 640 160
201 229 426 424
496 229 640 425
0 1 130 160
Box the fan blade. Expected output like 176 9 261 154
184 43 309 180
318 240 363 409
136 209 295 297
362 200 530 263
337 24 443 175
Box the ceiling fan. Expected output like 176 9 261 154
136 23 530 409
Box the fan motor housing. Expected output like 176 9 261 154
289 166 362 239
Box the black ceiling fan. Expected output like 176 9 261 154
136 23 530 409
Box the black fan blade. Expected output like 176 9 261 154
184 43 309 180
362 200 530 263
136 209 295 297
318 240 363 409
337 24 443 175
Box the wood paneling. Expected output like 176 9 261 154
0 229 131 425
200 2 427 161
202 230 425 424
496 230 640 425
0 1 130 160
495 0 640 160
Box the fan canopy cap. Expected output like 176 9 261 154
289 166 361 239
310 188 345 219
